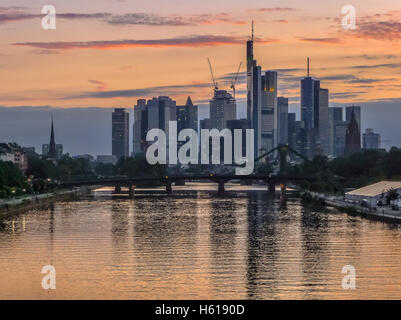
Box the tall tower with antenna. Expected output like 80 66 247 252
246 20 261 157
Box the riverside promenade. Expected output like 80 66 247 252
0 186 94 217
308 192 401 224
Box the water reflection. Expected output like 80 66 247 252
246 192 280 299
0 188 401 299
300 204 330 298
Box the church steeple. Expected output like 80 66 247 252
49 114 57 160
345 110 361 155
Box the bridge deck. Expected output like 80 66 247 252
58 174 315 187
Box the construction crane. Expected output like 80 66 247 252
207 58 218 94
230 61 242 99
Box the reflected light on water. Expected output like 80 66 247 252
0 185 401 299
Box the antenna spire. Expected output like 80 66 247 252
251 20 254 41
307 57 310 77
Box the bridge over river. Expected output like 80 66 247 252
58 173 315 196
58 145 316 196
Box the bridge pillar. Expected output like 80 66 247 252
280 183 287 197
114 185 121 194
166 182 172 195
268 181 275 194
128 185 135 198
217 180 225 195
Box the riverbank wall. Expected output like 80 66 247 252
0 186 95 218
302 191 401 224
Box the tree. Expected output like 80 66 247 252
118 153 166 179
383 147 401 178
386 188 399 205
94 162 116 176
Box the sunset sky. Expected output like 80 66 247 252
1 0 401 154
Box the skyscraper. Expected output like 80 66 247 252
246 20 256 125
177 96 198 133
363 128 381 150
334 121 347 157
133 99 147 155
300 58 320 158
132 96 177 156
261 71 277 152
328 107 343 156
277 96 288 145
300 59 315 132
287 112 297 151
209 90 236 130
147 96 176 133
227 119 250 161
246 22 262 157
249 65 262 157
318 88 329 154
112 108 129 159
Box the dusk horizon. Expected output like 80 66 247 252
2 0 401 307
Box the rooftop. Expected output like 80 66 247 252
346 181 401 197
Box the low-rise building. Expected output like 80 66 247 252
73 154 94 162
345 181 401 207
0 145 15 163
0 143 28 172
97 155 118 165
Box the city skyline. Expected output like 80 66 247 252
1 0 401 108
1 0 401 154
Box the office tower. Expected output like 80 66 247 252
209 90 236 130
318 88 329 154
328 107 343 156
287 113 297 151
248 65 262 157
295 121 307 157
200 118 214 130
277 97 288 145
147 96 176 132
345 110 361 155
133 99 147 154
363 128 381 150
261 71 277 152
112 108 129 159
300 59 315 132
227 119 250 161
177 96 198 133
133 97 176 156
300 58 320 158
334 121 347 157
246 22 262 158
246 21 256 127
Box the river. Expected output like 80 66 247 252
0 183 401 299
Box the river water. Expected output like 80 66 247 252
1 183 401 299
